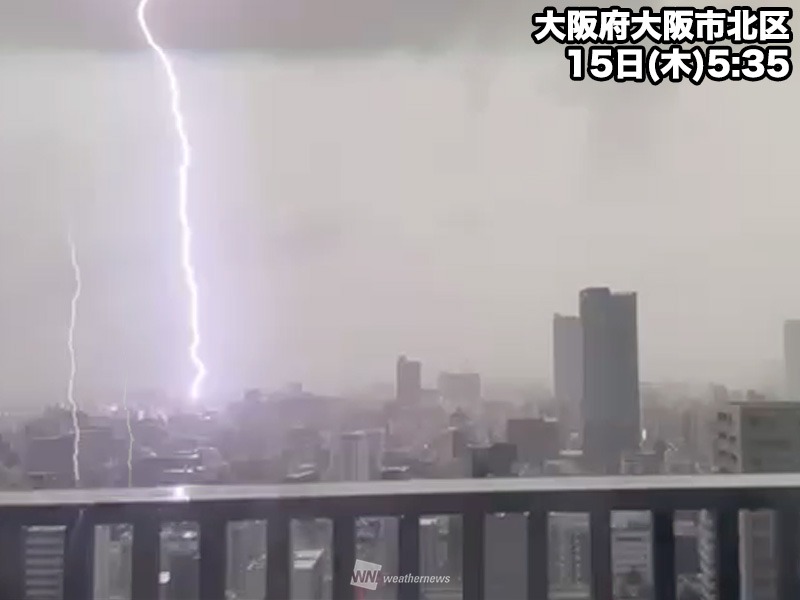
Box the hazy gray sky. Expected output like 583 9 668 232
1 2 799 402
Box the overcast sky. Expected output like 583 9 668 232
1 1 799 403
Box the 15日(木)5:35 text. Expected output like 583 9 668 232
531 6 793 84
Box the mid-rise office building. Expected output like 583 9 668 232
700 401 800 600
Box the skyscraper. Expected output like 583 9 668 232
580 287 641 473
396 355 422 404
784 320 800 401
553 314 584 444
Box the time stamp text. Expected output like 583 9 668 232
532 7 793 83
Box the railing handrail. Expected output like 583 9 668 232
2 473 800 600
2 472 800 508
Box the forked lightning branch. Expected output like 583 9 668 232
531 6 793 83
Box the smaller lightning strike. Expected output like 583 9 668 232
137 0 207 400
122 378 134 487
67 229 82 486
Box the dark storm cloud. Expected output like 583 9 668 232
1 0 530 54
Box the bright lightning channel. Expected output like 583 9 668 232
137 0 206 400
122 378 134 487
67 229 82 485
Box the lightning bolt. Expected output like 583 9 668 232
67 229 82 486
137 0 206 400
122 378 134 487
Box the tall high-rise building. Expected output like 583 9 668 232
553 314 584 443
396 356 422 404
580 288 641 472
784 320 800 401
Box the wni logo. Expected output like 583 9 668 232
350 559 383 591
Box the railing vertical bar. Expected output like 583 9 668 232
333 516 356 600
652 510 676 600
778 508 800 599
398 513 420 600
527 510 548 600
64 510 94 600
0 520 24 600
266 515 291 600
463 510 485 600
716 508 740 600
199 514 228 600
590 508 612 600
131 515 161 600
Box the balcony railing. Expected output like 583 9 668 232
1 473 799 599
